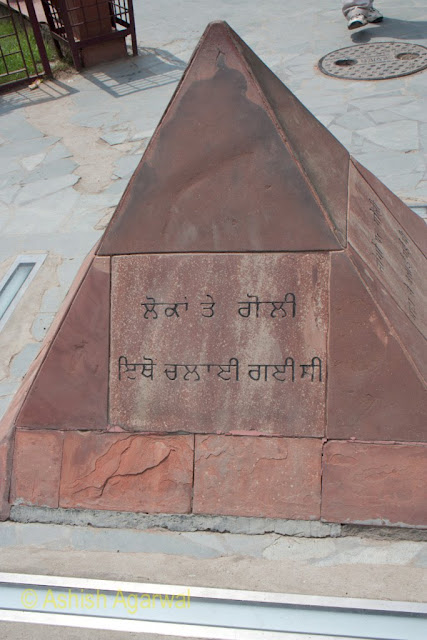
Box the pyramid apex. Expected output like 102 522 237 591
190 20 236 55
98 20 344 254
201 19 234 34
204 19 231 28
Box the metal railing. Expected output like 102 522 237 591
0 0 51 92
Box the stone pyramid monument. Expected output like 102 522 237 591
1 22 426 529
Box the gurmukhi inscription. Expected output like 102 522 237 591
110 254 329 436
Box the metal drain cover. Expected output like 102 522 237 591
319 42 427 80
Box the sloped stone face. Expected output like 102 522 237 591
193 435 322 519
348 246 427 383
234 28 349 246
110 253 328 436
328 252 427 441
322 441 427 527
17 257 111 430
98 23 343 254
351 159 427 256
348 160 426 339
60 432 194 513
347 159 427 383
11 430 63 508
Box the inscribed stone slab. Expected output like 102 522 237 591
110 254 328 435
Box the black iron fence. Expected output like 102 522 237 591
0 0 52 92
41 0 137 70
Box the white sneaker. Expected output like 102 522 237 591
366 7 383 23
347 12 367 30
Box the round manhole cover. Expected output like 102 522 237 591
319 42 427 80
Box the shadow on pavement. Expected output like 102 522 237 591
83 48 187 98
0 79 79 113
351 18 427 43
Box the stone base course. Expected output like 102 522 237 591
11 430 63 508
193 435 322 520
9 430 427 528
321 441 427 527
0 437 13 521
59 432 194 513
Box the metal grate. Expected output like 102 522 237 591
0 0 51 92
319 42 427 80
41 0 137 70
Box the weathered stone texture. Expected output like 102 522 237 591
328 252 426 441
348 160 426 338
235 29 349 245
351 159 427 256
348 246 427 382
60 433 194 513
0 436 13 520
98 23 343 255
11 430 64 508
322 441 427 527
17 257 111 430
110 253 328 436
193 435 322 519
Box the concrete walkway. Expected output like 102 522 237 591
0 520 426 638
0 521 426 603
1 0 427 418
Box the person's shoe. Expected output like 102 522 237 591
366 7 383 23
347 12 368 30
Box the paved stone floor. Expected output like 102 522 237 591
0 521 426 638
0 0 427 417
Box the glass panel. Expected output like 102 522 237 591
0 262 35 320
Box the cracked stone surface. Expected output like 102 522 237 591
0 0 426 421
59 432 194 513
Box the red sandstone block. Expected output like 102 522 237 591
17 256 111 430
322 441 427 527
193 435 322 519
0 437 13 519
11 430 64 508
110 253 328 437
328 252 426 441
60 433 194 513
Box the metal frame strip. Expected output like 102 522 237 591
0 573 425 639
0 573 425 614
0 609 371 639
